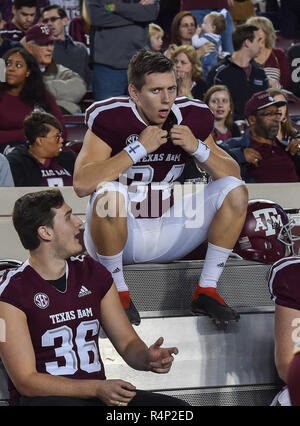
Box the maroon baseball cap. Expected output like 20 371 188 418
25 24 55 45
244 90 287 117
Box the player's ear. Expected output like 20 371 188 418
128 84 140 104
37 225 53 242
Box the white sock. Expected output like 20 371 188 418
198 242 232 289
96 251 128 292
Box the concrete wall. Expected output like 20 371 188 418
0 183 299 261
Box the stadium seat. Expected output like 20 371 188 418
63 114 87 149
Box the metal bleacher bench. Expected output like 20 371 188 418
1 183 300 406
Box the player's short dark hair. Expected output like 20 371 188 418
232 24 259 51
128 48 175 90
13 189 64 250
24 111 62 146
41 4 67 19
13 0 38 10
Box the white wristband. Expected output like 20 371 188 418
123 140 147 164
191 139 210 163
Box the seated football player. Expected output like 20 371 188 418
73 48 248 326
0 189 188 407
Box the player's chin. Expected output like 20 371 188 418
71 241 83 256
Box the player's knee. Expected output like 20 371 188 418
93 190 127 220
227 184 248 217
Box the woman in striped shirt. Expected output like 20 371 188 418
246 16 291 90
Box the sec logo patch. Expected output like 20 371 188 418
126 134 139 145
34 293 50 309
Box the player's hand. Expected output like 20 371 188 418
243 147 262 166
169 124 198 153
139 126 168 153
146 337 178 374
96 379 136 406
286 138 300 156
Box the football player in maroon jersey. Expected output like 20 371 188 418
235 199 300 406
269 255 300 406
74 49 248 325
0 189 187 406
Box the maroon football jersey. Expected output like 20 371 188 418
268 256 300 310
85 96 214 217
0 255 113 405
1 22 24 41
39 158 73 187
288 351 300 405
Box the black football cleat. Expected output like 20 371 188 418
125 299 141 326
191 293 240 324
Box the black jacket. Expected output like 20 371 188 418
6 144 75 187
207 56 269 120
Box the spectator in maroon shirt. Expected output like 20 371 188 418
0 46 66 153
0 0 49 24
204 85 241 145
1 0 37 42
220 90 300 182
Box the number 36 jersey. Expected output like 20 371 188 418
0 255 113 405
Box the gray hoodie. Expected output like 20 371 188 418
86 0 160 69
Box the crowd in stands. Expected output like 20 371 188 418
0 0 299 188
1 0 300 407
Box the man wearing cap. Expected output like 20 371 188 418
24 23 87 115
41 5 91 88
220 90 300 182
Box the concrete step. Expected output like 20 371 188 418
101 312 276 391
124 259 273 314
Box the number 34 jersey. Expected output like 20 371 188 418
85 96 213 183
85 96 214 217
0 255 113 404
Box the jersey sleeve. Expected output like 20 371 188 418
0 269 28 312
181 101 214 142
85 101 111 141
268 258 300 310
